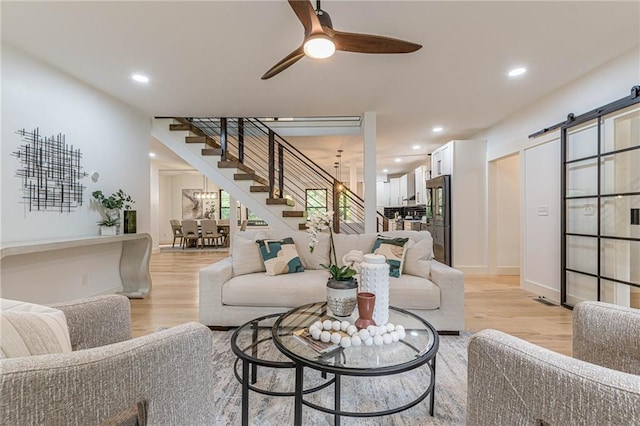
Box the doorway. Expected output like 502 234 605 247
488 153 521 275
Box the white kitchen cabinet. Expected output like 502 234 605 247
376 181 390 207
389 177 402 206
414 165 429 204
431 144 452 177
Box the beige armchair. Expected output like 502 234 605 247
467 301 640 425
0 295 215 425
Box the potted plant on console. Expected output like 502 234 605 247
307 211 358 317
92 189 135 236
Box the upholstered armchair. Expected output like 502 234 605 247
0 295 215 425
467 301 640 425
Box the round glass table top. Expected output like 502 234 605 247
272 302 438 375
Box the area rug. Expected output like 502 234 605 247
210 329 469 425
159 246 229 253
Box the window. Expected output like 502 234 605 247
247 208 267 226
306 189 327 217
219 190 230 220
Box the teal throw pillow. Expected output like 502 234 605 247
256 237 305 276
371 236 410 278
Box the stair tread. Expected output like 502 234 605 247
282 211 306 218
267 198 295 207
218 161 254 174
202 148 223 156
250 186 271 192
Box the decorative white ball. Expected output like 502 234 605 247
382 333 393 345
346 325 358 336
395 325 405 334
313 321 323 330
358 329 370 340
310 328 321 340
351 335 362 346
331 332 342 344
320 331 331 342
340 336 352 348
390 331 400 342
323 320 333 330
332 321 342 331
386 323 395 332
340 321 350 331
364 337 374 346
309 325 320 334
373 335 384 346
378 325 387 335
398 329 406 339
367 325 378 336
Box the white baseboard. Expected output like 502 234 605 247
454 266 489 275
522 279 560 303
95 286 124 297
490 266 520 275
152 247 161 254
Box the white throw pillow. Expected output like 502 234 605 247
1 299 72 358
403 238 433 277
232 231 267 276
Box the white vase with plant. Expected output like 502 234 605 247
306 210 358 317
92 189 134 235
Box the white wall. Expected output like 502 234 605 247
476 46 639 300
1 43 151 302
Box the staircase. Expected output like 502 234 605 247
151 117 387 234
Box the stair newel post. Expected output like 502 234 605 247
220 117 228 162
332 179 341 234
238 118 244 163
268 129 275 198
278 143 284 199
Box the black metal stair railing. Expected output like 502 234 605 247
182 117 388 234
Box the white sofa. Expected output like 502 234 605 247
199 230 464 333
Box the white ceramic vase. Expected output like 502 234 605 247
359 254 390 325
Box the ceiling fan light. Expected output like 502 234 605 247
304 35 335 59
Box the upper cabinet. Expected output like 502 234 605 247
431 144 452 177
414 165 429 204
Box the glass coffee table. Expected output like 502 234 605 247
272 302 439 425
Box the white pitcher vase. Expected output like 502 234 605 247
359 254 390 325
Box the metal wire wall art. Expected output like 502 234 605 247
12 128 87 212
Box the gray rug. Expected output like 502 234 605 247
210 329 469 425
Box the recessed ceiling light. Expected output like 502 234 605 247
412 145 421 150
382 169 389 173
432 126 443 133
394 158 402 163
149 152 156 157
132 73 150 83
508 67 527 77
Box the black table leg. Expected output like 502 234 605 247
334 372 341 426
294 363 304 425
251 321 258 384
242 359 250 426
430 355 437 417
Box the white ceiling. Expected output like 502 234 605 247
3 1 639 178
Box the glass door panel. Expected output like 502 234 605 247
566 271 598 306
566 120 598 161
600 150 640 195
601 104 640 153
566 158 598 197
566 236 598 275
566 198 598 235
600 195 640 238
600 239 640 286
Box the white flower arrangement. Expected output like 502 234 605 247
306 210 357 281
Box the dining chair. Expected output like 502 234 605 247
169 219 184 248
181 220 199 249
200 219 224 248
240 219 248 231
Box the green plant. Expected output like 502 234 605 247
92 189 134 211
306 210 357 281
97 217 120 227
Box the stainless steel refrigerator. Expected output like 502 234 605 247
424 175 451 266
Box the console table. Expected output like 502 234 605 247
0 233 152 299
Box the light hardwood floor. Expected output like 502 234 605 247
131 251 574 356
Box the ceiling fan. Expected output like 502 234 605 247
261 0 422 80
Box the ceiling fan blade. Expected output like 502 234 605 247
288 0 323 36
331 29 422 54
261 45 305 80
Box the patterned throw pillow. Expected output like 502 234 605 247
371 236 410 278
256 237 305 276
